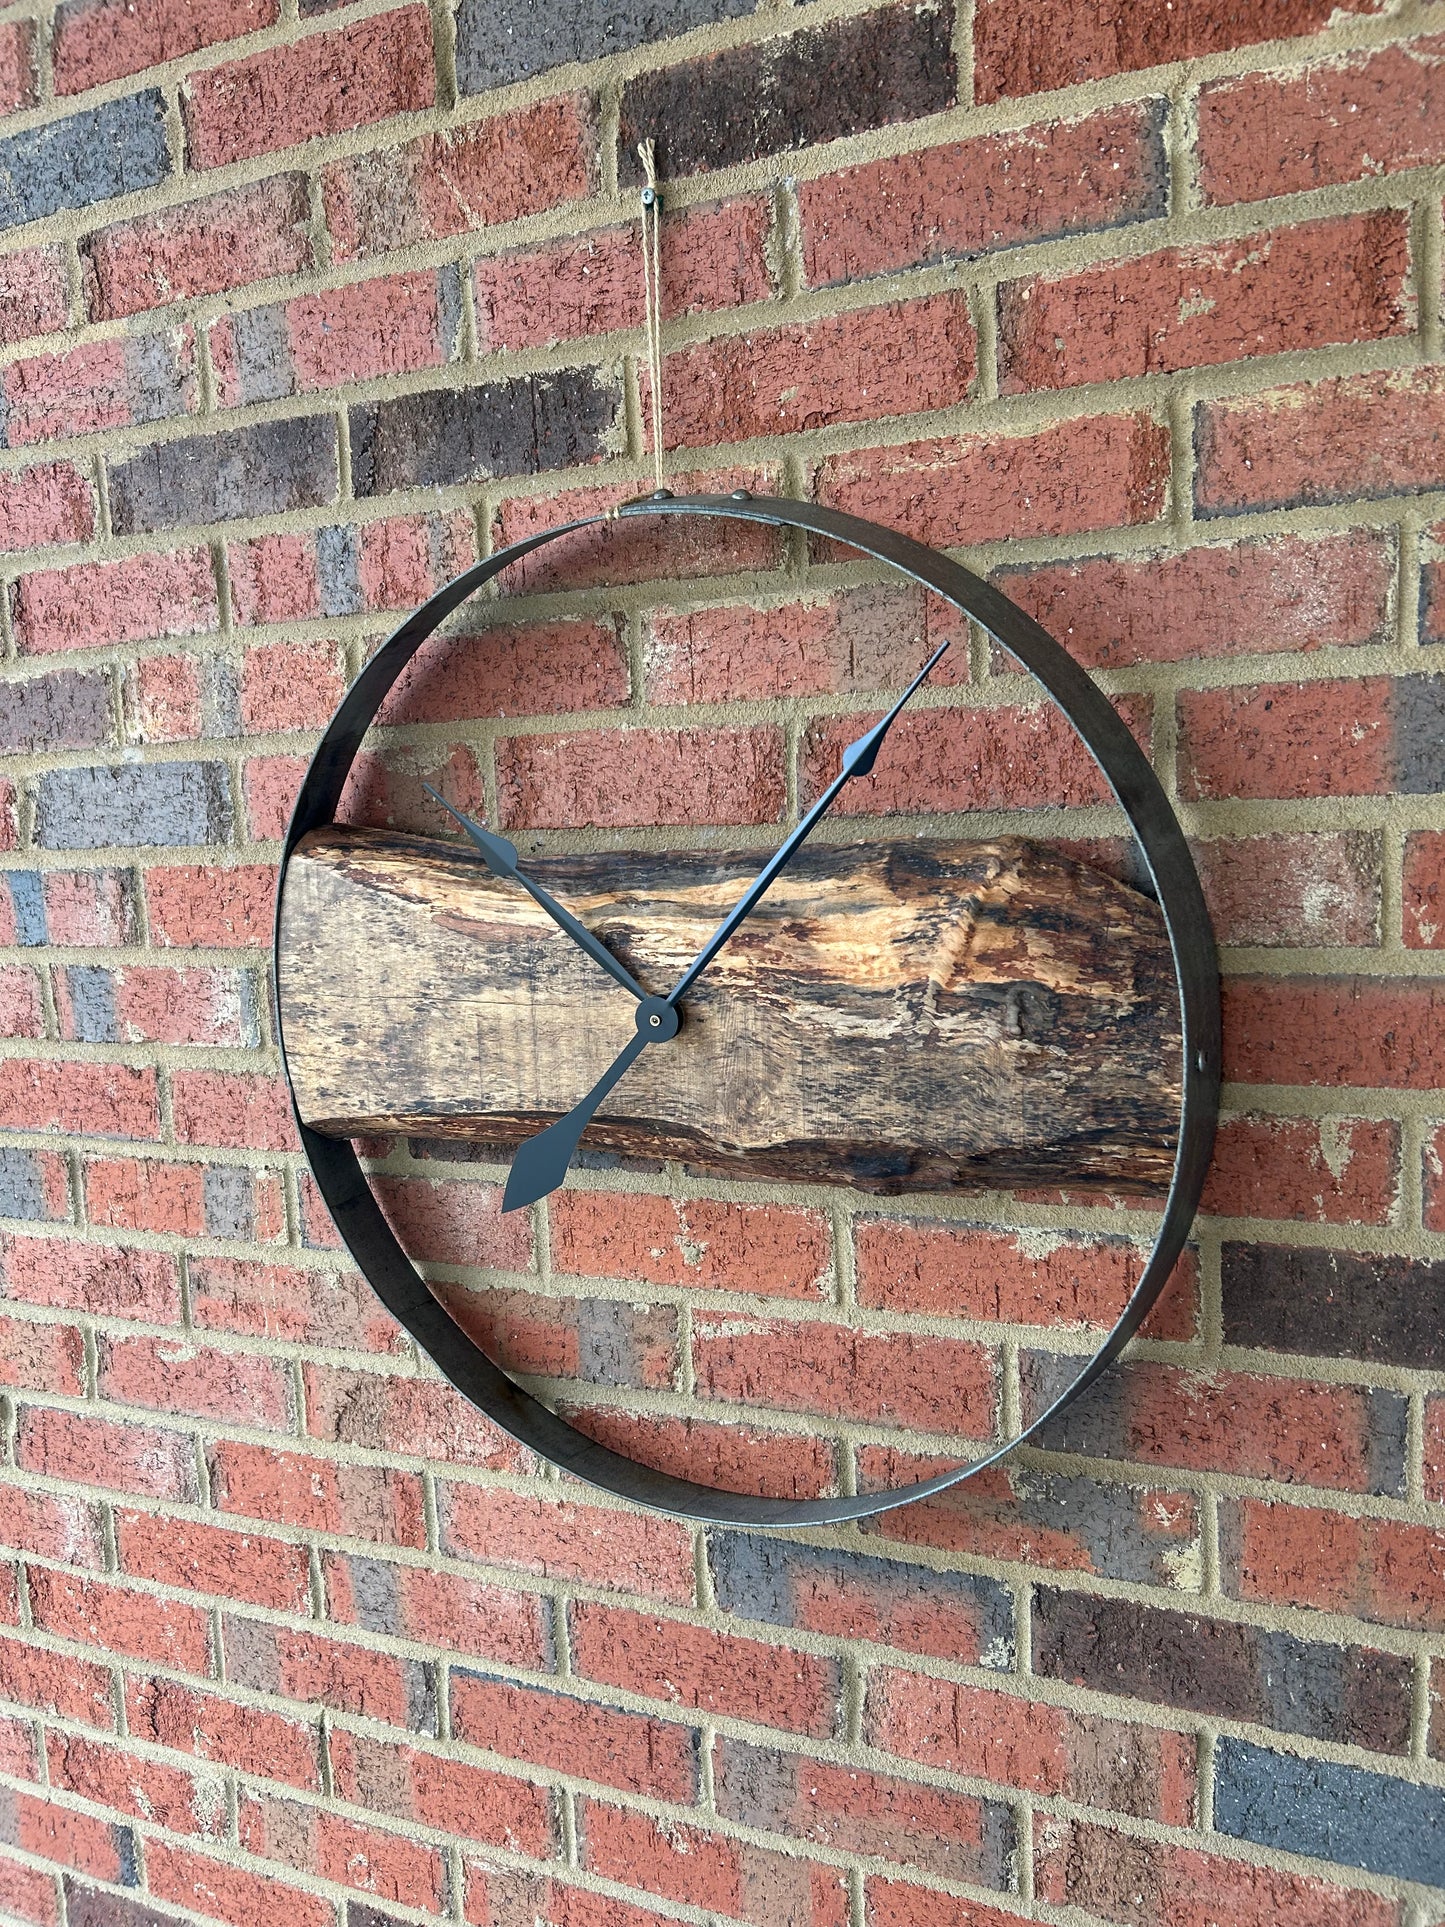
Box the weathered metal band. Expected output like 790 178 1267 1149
273 493 1222 1527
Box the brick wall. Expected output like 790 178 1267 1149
0 0 1442 1923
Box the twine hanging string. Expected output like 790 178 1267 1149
637 139 666 492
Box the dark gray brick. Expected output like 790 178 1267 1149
620 5 956 179
0 91 170 232
202 1165 254 1240
61 965 119 1044
457 0 758 93
1214 1738 1445 1886
220 304 293 406
316 523 362 616
708 1532 1014 1666
36 762 232 850
349 369 618 495
0 1148 61 1221
107 415 338 534
65 1875 187 1927
1222 1242 1445 1370
0 668 113 753
1395 672 1445 794
1034 1589 1412 1752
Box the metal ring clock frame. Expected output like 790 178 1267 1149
273 492 1222 1528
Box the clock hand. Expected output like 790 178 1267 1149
422 783 648 1003
501 640 949 1212
503 996 679 1212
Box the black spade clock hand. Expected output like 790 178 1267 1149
502 640 950 1212
422 784 649 1003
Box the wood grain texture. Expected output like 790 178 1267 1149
278 827 1182 1195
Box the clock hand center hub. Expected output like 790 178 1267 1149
635 994 680 1041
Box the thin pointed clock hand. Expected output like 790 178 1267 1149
502 640 950 1212
422 784 649 1003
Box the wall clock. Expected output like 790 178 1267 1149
273 491 1221 1527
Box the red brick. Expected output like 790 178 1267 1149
0 1060 159 1140
551 1192 831 1299
16 1404 196 1503
332 740 487 838
1405 831 1445 949
83 176 313 321
184 4 433 169
373 1173 530 1271
0 1481 104 1568
477 196 771 351
58 963 254 1048
694 1316 995 1438
0 1233 179 1323
856 1220 1194 1336
0 1627 113 1727
55 0 275 93
1001 211 1410 392
148 1840 334 1927
818 412 1169 548
1427 1122 1445 1234
802 102 1163 286
128 1675 320 1788
714 1738 1004 1883
378 616 629 724
571 1601 840 1738
1035 1816 1399 1927
1426 1393 1445 1502
325 1551 549 1665
0 967 42 1039
0 1314 84 1396
1002 528 1393 671
859 1447 1199 1585
498 723 786 832
117 1507 312 1613
643 586 966 706
29 1565 209 1672
84 1155 203 1235
1193 831 1382 948
0 1715 39 1781
658 293 975 451
330 1726 553 1852
451 1672 698 1801
102 1332 293 1428
144 862 275 947
866 1877 1027 1927
208 1441 422 1548
324 94 594 260
46 1731 216 1838
439 1484 694 1604
124 650 201 743
976 0 1376 101
566 1401 839 1502
241 752 307 840
800 694 1150 818
491 463 783 594
1203 1114 1399 1224
1179 677 1395 800
869 1669 1192 1821
236 639 345 734
0 247 68 349
1228 1496 1445 1631
470 1870 715 1927
437 1283 677 1393
1200 32 1445 205
238 1787 446 1907
580 1800 850 1927
187 1254 402 1354
1224 976 1445 1090
303 1363 526 1472
212 269 449 407
0 20 35 110
1 326 196 447
1197 368 1445 514
0 1856 58 1925
28 868 130 946
170 1068 297 1152
0 1784 127 1881
12 546 217 655
222 1615 426 1726
0 461 94 554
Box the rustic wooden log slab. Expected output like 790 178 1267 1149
277 827 1183 1195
